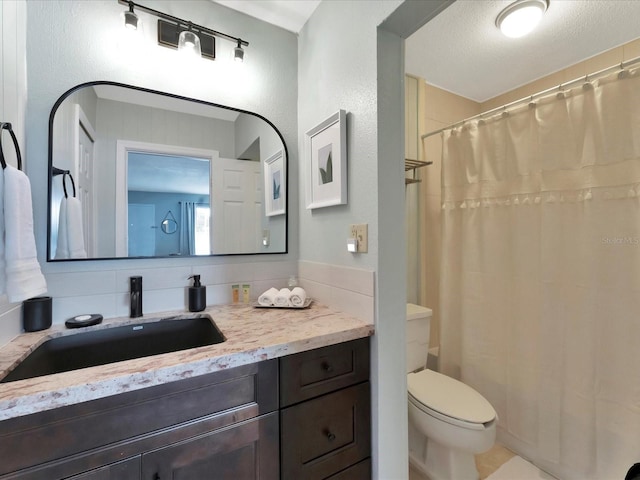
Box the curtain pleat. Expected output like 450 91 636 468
440 66 640 479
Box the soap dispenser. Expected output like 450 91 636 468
188 275 206 312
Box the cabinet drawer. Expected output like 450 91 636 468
281 382 370 480
280 338 369 407
142 412 279 480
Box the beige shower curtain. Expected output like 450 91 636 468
440 66 640 480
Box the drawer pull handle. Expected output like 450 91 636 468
326 430 336 441
153 474 160 480
321 362 333 373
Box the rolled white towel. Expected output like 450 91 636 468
289 287 307 307
258 287 279 306
274 288 291 307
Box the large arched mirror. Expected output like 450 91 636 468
47 81 287 260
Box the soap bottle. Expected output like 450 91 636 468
188 275 206 312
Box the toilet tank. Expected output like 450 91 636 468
406 303 432 373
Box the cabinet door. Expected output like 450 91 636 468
141 413 278 480
281 382 371 480
65 457 140 480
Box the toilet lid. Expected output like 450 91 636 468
407 369 496 424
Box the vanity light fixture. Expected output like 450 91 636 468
496 0 548 38
123 2 139 30
118 0 248 61
234 40 245 63
178 23 202 58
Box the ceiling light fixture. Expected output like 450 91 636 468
118 0 248 61
496 0 548 38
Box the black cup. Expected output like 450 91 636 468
22 296 53 332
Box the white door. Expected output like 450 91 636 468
211 158 262 254
77 123 95 256
128 204 156 256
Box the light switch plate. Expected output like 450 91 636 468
349 224 368 253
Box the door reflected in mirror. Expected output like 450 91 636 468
47 82 287 261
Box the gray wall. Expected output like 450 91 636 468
27 0 297 263
0 0 298 330
298 2 405 478
299 1 451 477
27 4 296 249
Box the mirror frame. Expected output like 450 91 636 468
47 81 289 261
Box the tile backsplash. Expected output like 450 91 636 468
0 260 297 347
0 259 375 348
0 300 21 348
298 260 375 324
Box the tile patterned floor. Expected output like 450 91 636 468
408 443 516 480
476 444 517 479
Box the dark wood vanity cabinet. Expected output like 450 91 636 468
0 360 279 480
0 338 371 480
280 337 371 480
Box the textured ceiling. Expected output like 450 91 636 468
208 1 640 102
211 0 321 33
405 0 640 102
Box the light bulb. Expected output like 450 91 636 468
178 30 201 58
123 10 139 30
496 0 548 39
234 45 244 62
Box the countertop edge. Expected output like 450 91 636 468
0 304 374 421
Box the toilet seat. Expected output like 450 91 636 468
408 369 496 430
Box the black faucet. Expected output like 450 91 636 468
130 276 143 318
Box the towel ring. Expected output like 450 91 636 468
0 122 23 171
62 172 76 198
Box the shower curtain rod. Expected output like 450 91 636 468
421 54 640 141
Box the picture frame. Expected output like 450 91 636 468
305 110 347 209
263 150 285 216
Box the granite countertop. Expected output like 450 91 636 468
0 303 374 421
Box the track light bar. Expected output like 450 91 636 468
118 0 248 61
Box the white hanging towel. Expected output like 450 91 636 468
2 165 47 303
0 166 5 296
55 196 87 259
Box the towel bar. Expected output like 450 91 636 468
52 167 76 198
0 122 23 171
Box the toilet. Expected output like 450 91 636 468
406 304 497 480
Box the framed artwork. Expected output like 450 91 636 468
264 150 285 216
305 110 347 209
